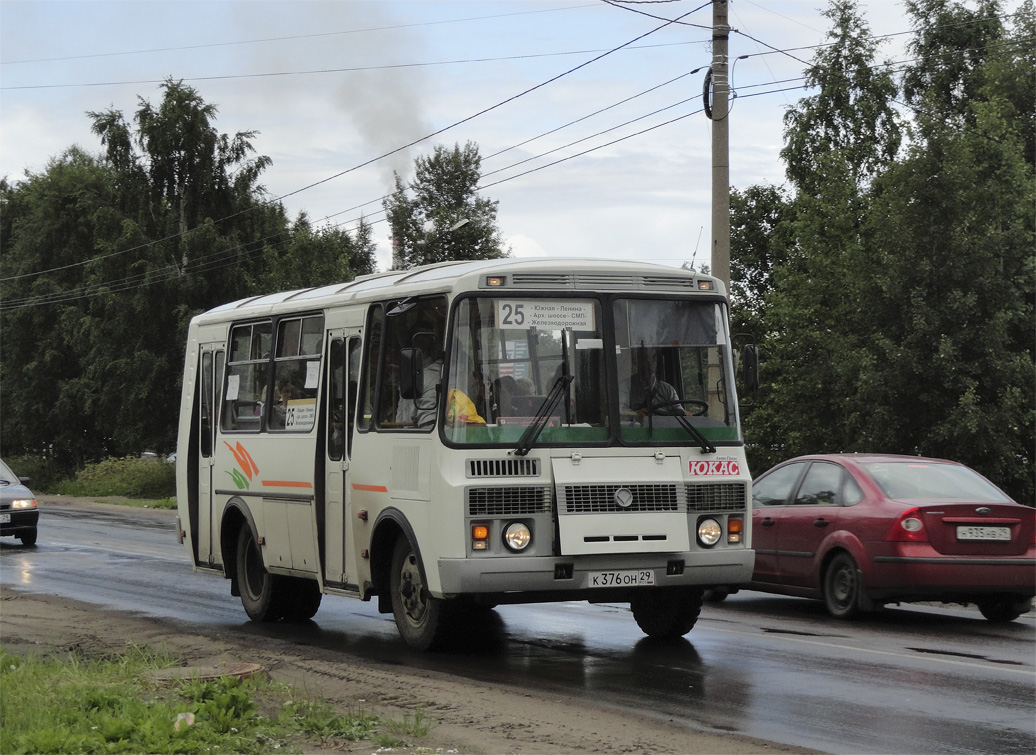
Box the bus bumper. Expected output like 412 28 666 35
436 550 754 598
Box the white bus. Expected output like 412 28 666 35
176 258 754 649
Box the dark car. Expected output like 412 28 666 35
0 458 39 546
709 454 1034 622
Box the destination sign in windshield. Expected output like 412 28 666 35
495 300 595 331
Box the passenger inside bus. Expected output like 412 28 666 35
395 330 443 427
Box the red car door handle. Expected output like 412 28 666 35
761 518 776 526
813 518 830 527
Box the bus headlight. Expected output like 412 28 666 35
503 522 532 552
697 518 722 547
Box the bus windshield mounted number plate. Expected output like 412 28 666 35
588 570 655 588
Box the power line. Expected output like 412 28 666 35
2 5 702 284
3 10 1028 300
0 3 601 66
0 41 706 92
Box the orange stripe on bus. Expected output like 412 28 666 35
261 480 314 489
352 483 389 493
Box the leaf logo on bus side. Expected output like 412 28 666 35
224 441 260 490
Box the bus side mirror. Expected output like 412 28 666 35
742 343 759 392
399 348 423 400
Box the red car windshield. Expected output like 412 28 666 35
862 461 1011 503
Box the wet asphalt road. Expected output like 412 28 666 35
2 501 1033 755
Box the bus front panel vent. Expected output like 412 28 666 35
467 458 541 478
640 276 697 291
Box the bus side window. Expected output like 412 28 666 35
347 337 360 454
379 297 447 429
269 315 323 432
200 352 214 457
358 306 384 433
222 321 272 433
328 339 346 461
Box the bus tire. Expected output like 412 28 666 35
630 588 703 639
236 526 289 621
389 535 449 651
282 577 323 622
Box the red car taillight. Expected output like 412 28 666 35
886 507 929 542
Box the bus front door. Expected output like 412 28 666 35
196 345 223 566
323 333 361 589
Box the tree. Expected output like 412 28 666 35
265 215 377 292
0 149 122 464
728 184 793 341
739 0 903 471
384 142 509 269
781 0 901 196
858 1 1035 502
733 0 1034 502
1 81 374 468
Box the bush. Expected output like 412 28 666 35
2 455 71 492
55 456 176 499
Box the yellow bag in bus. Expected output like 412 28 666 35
446 389 485 425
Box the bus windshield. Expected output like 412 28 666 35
443 295 740 448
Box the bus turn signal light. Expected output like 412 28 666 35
472 524 489 550
727 517 743 544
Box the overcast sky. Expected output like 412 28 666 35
0 0 978 273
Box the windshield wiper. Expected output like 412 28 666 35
512 374 573 457
645 401 717 455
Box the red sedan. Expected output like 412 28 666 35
716 454 1035 622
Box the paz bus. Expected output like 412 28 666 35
175 257 754 650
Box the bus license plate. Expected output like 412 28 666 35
957 526 1010 541
588 570 654 588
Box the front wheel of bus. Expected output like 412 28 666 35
630 588 704 639
236 527 287 622
390 536 448 651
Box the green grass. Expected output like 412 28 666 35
0 645 427 754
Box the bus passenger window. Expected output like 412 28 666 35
222 321 271 432
269 315 323 432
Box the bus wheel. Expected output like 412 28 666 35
236 527 287 621
282 577 323 622
390 536 447 651
630 588 703 639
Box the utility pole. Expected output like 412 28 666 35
710 0 731 289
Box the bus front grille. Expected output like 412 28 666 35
686 482 748 512
467 486 552 516
562 484 680 514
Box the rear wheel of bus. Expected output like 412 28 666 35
390 535 451 651
236 527 323 622
629 588 704 639
237 526 287 621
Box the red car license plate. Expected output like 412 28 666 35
956 525 1010 541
